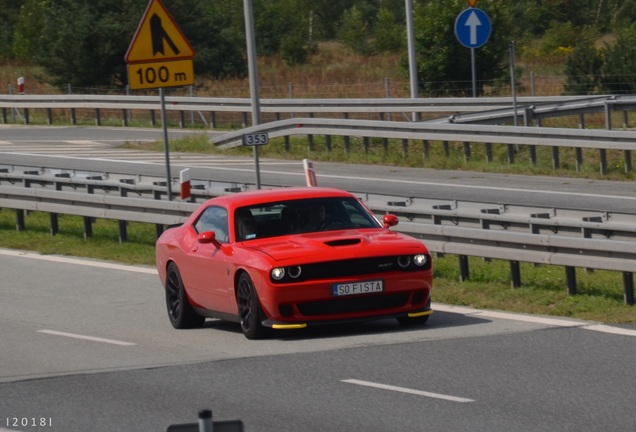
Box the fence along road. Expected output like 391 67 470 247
2 94 636 175
0 154 634 305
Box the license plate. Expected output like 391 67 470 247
332 279 384 297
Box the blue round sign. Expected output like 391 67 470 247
455 8 492 49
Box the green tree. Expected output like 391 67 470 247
339 6 373 55
13 0 45 61
21 0 247 88
374 7 405 53
411 0 514 97
563 32 603 95
0 0 24 59
598 24 636 94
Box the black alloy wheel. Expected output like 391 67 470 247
236 272 269 340
165 262 205 329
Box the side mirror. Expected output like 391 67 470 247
197 231 221 248
383 214 399 228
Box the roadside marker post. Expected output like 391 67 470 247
180 168 191 201
303 159 318 187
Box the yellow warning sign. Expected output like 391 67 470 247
125 0 194 64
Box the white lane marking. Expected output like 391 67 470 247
434 304 583 328
433 303 636 337
583 324 636 337
342 379 474 403
0 249 156 275
38 330 136 346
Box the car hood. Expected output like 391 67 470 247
242 229 425 263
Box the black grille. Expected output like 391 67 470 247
297 292 410 316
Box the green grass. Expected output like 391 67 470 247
123 131 636 181
1 209 634 324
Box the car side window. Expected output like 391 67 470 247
194 206 228 243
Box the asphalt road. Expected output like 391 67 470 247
2 125 636 432
1 124 636 212
1 249 636 432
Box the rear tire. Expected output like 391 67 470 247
165 262 205 329
236 273 269 340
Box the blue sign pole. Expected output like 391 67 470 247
455 8 492 97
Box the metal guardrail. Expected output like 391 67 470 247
211 116 636 175
0 165 634 304
213 117 636 150
0 94 606 115
3 94 635 174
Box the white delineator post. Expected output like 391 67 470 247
303 159 317 187
180 168 191 200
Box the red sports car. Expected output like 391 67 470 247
156 187 433 339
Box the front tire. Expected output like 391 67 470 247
165 262 205 329
236 273 269 340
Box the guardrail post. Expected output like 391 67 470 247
485 143 493 162
624 272 634 305
119 188 129 243
459 255 470 281
552 146 560 170
599 149 608 175
600 102 612 175
463 142 471 161
507 144 515 164
47 108 53 125
150 110 156 127
565 266 577 295
402 139 409 158
95 108 101 126
625 151 632 173
343 113 350 154
422 140 430 159
443 141 450 157
325 135 332 153
380 113 389 154
510 261 521 288
122 109 128 127
363 137 369 154
308 113 314 150
16 209 25 231
24 108 29 125
2 107 6 123
50 181 63 236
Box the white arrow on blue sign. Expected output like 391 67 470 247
455 8 491 49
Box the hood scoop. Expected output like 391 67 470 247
324 238 362 247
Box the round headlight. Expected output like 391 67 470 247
271 267 286 280
413 254 428 267
397 256 411 268
288 266 302 278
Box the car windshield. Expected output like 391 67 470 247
234 197 382 241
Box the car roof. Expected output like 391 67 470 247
206 187 354 209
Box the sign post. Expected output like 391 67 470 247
125 0 195 201
454 4 491 97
